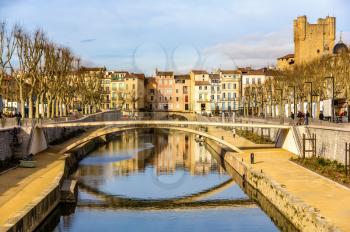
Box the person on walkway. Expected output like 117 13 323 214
16 112 22 126
291 112 295 120
296 111 303 125
305 111 310 125
0 95 3 118
319 111 324 120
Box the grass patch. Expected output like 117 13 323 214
236 129 274 144
291 156 350 188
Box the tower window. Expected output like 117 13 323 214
317 49 320 53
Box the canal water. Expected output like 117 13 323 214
41 129 289 232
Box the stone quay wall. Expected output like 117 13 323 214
205 138 339 232
5 137 103 232
0 128 15 161
297 125 350 164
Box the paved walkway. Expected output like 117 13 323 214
208 127 350 232
0 129 99 230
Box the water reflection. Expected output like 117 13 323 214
45 129 281 232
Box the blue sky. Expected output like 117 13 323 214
0 0 349 75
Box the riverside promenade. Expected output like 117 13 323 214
0 128 102 231
208 126 350 232
0 125 350 231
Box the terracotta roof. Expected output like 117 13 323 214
125 73 145 79
191 70 208 75
277 54 294 60
156 71 173 76
174 74 190 80
209 74 220 79
195 81 210 86
145 77 156 84
237 67 253 74
80 67 106 72
220 70 241 75
107 71 129 74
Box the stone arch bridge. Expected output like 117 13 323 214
28 119 300 157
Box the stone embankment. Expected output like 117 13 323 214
2 135 105 232
205 139 340 232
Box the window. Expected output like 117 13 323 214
211 86 214 91
199 94 202 100
228 83 231 89
252 78 255 85
204 86 207 90
222 93 226 99
151 96 154 101
222 84 226 89
228 93 231 100
176 97 179 101
176 89 179 94
233 84 236 89
211 95 214 100
183 86 188 94
217 86 220 91
199 86 202 90
233 93 237 98
132 84 135 89
217 95 220 100
246 78 249 84
258 78 261 84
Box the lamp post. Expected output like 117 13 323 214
325 76 335 122
288 85 296 118
304 81 313 118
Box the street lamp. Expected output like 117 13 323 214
325 76 335 122
304 81 313 118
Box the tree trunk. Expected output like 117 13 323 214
59 98 63 117
28 92 33 119
55 98 59 117
47 98 52 118
19 85 25 119
51 99 55 118
40 94 44 118
35 94 40 118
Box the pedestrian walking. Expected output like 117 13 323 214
319 111 324 120
0 95 3 118
16 112 22 126
305 111 310 125
296 111 303 125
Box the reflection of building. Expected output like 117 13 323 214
79 130 224 181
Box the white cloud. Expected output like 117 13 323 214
202 29 293 69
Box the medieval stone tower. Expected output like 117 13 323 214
294 15 336 64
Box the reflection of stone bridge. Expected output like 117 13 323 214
77 178 255 210
29 114 300 156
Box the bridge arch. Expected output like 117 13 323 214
57 125 243 155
